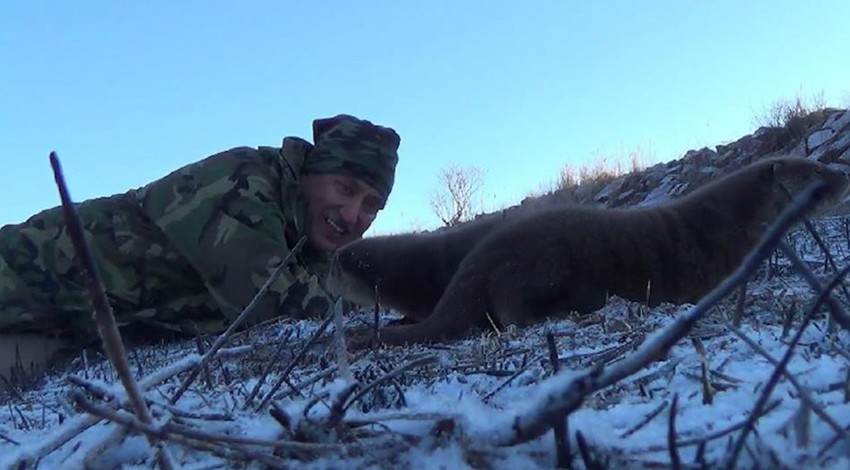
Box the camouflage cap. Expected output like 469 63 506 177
303 114 400 203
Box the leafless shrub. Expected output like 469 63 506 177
430 164 485 227
752 90 829 129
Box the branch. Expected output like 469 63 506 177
778 241 850 332
255 311 336 411
726 323 850 448
1 345 249 468
724 260 850 468
668 394 681 470
49 152 176 470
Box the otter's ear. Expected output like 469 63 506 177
769 161 783 179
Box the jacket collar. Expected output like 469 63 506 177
279 136 313 181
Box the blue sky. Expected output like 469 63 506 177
2 1 849 235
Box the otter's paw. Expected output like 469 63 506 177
345 327 379 351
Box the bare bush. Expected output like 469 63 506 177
430 165 485 227
752 91 829 129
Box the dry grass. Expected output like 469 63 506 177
752 90 830 130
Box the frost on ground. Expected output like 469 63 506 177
2 216 850 470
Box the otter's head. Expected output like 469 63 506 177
326 237 383 306
767 157 850 216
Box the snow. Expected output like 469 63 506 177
2 218 850 469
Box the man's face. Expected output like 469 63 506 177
301 173 384 252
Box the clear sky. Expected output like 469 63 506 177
2 1 849 235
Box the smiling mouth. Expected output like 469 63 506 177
325 216 350 236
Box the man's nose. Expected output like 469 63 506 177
339 198 362 225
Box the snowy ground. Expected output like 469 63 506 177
2 217 850 469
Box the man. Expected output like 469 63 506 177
0 114 400 387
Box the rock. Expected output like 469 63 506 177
824 109 850 133
810 131 850 163
807 129 836 150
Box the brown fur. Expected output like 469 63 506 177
359 157 850 345
327 212 509 321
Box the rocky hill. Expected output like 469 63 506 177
524 107 850 212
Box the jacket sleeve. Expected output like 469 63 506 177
137 146 332 322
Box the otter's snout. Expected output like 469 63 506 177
825 162 850 203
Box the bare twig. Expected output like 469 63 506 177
732 282 747 327
635 398 783 454
496 182 827 447
779 241 850 332
692 338 714 405
668 394 681 470
725 261 850 468
327 382 360 428
619 399 669 439
2 346 250 468
370 286 382 344
49 152 176 470
73 391 352 454
256 312 335 411
483 353 545 403
546 333 572 469
726 323 850 449
0 431 19 446
343 354 438 413
802 218 850 304
244 329 294 406
171 235 307 404
575 430 605 470
781 301 796 338
333 300 354 382
70 392 293 467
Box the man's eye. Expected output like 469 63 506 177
336 182 353 195
363 200 381 215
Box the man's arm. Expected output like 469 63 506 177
138 147 332 323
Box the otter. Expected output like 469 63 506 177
327 211 510 321
345 156 849 346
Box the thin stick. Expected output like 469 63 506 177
332 299 354 382
725 261 850 468
171 235 307 403
726 323 850 449
244 329 293 407
49 152 176 470
72 391 346 453
343 354 438 413
1 346 248 468
0 430 19 445
71 392 293 467
802 218 850 304
619 399 669 439
256 312 335 411
779 241 850 332
668 394 681 470
546 333 571 469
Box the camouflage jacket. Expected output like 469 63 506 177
0 137 333 343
